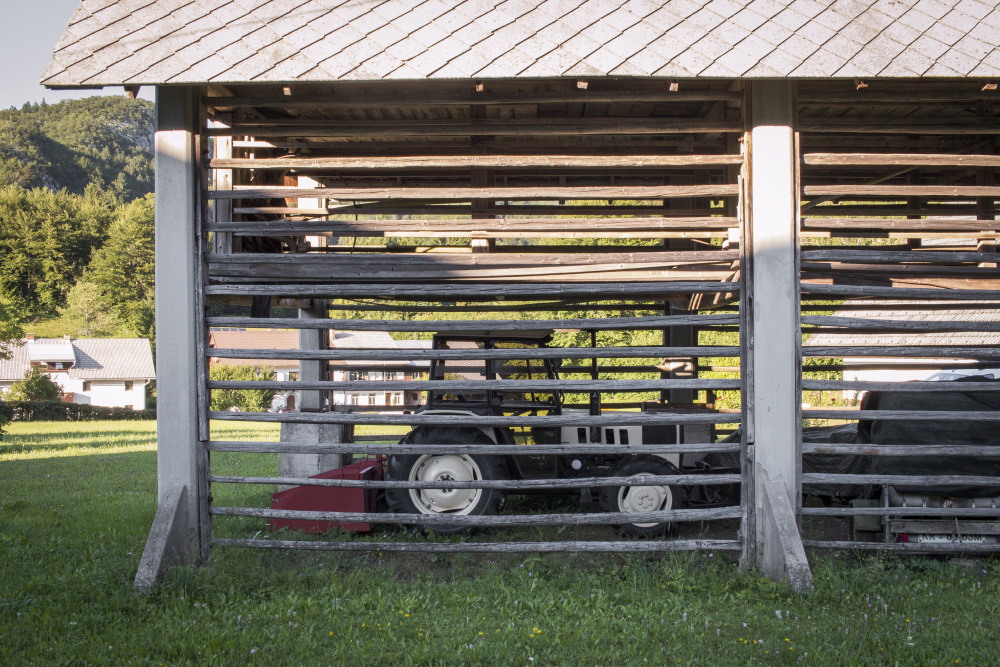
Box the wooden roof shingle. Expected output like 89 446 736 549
42 0 1000 87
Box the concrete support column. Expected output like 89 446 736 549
152 86 201 562
278 300 342 486
746 81 809 588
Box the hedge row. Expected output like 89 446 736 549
0 401 156 422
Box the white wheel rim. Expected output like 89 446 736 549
408 455 484 515
617 473 672 528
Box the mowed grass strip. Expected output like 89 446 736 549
1 421 999 665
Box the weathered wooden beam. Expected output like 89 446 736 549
207 154 744 169
803 345 1000 359
801 284 1000 299
208 473 740 490
208 118 744 138
208 410 743 426
803 379 1000 393
802 217 1000 231
801 316 1000 332
207 345 741 362
234 205 722 216
205 282 741 299
205 216 739 234
206 441 740 455
805 185 1000 198
212 538 742 553
803 153 1000 168
799 119 1000 134
210 506 741 526
205 313 736 331
803 443 1000 456
802 410 1000 421
211 184 740 200
208 378 742 392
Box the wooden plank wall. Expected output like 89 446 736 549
196 79 746 554
796 81 1000 554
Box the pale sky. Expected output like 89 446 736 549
2 0 153 109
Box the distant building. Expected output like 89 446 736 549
0 335 155 409
329 331 429 408
207 329 301 411
207 329 430 411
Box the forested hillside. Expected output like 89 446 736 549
0 97 153 201
0 96 155 343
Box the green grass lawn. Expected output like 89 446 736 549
2 421 1000 665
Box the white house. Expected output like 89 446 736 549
329 331 429 408
0 336 155 409
208 329 302 411
207 328 430 410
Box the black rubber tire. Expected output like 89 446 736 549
599 455 685 538
385 426 506 536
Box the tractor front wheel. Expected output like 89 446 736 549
600 456 684 538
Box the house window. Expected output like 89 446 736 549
83 381 91 391
124 381 134 391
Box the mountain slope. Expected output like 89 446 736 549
0 96 154 201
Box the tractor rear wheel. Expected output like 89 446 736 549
385 427 506 536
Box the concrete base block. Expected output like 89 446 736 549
278 421 343 491
134 484 191 594
761 478 814 592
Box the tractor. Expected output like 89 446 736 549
272 329 736 537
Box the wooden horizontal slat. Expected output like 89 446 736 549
803 540 1000 554
800 249 999 264
211 184 740 200
801 316 1000 332
803 185 1000 198
207 154 744 169
210 506 741 526
208 411 742 426
205 216 740 236
802 507 1000 517
205 313 737 332
208 118 744 138
208 345 740 362
803 473 1000 485
802 153 1000 168
234 205 725 217
801 410 1000 420
208 378 742 392
803 443 1000 456
803 380 1000 392
206 441 740 455
801 284 1000 300
205 282 741 298
799 119 1000 134
802 218 1000 232
803 346 1000 359
208 473 740 490
211 538 743 553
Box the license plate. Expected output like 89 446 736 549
912 534 999 544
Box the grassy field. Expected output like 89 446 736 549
2 421 1000 665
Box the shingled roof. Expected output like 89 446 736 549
42 0 1000 88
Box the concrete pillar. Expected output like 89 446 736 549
151 86 201 562
746 81 806 584
278 300 342 485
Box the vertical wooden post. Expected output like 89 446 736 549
746 81 810 588
152 86 201 562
